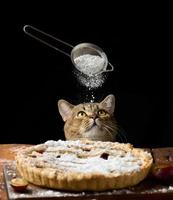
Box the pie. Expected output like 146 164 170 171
15 140 153 191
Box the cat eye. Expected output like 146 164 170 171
98 109 107 116
77 111 87 117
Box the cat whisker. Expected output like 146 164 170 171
116 133 125 143
102 126 115 139
116 126 128 143
102 123 117 133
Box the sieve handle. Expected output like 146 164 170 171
95 62 114 75
103 62 114 72
23 25 74 57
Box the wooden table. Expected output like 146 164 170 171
0 144 173 200
0 144 31 200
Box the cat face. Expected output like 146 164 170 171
58 95 118 142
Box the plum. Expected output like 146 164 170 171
151 163 173 183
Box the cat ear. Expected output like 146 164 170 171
99 94 115 114
58 100 74 121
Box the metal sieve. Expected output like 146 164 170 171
23 25 114 76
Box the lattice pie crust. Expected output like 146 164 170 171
16 140 153 191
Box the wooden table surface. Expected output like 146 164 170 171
0 144 32 200
0 144 173 200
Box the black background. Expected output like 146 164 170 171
1 3 172 147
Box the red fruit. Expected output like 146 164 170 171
152 164 173 183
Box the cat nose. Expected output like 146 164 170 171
90 115 98 120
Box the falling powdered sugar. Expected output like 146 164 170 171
77 73 106 89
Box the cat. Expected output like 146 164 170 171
58 94 118 142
